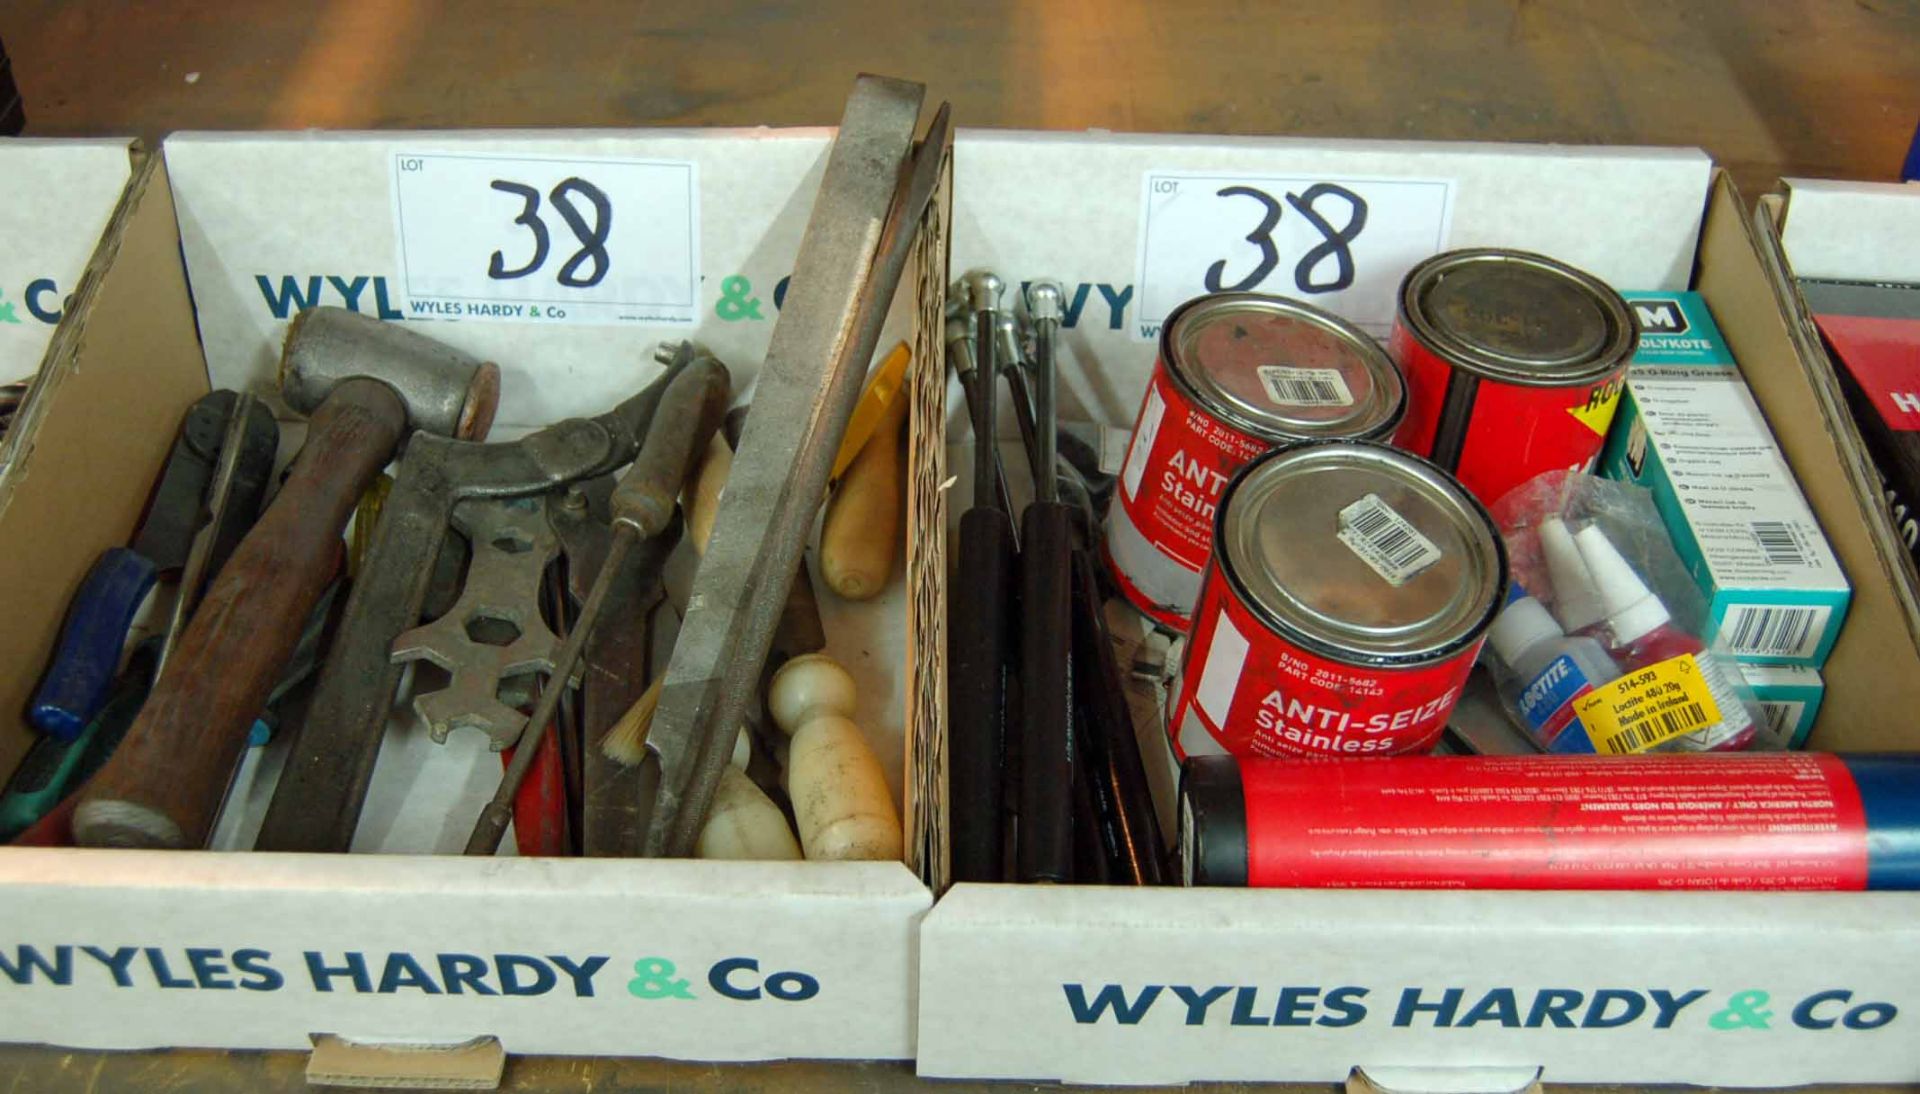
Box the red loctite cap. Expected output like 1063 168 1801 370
1178 756 1248 886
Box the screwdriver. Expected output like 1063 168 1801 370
945 313 1014 518
1015 279 1075 884
466 356 729 854
948 270 1016 884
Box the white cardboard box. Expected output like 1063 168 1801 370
0 133 935 1063
917 140 1920 1086
0 137 137 476
0 138 133 387
1757 179 1920 672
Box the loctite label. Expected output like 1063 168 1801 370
1170 558 1482 758
1236 753 1871 890
1393 321 1626 506
1518 652 1604 749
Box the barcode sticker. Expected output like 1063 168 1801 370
1750 520 1808 566
1757 700 1802 742
1572 653 1726 756
1721 603 1831 659
1257 366 1353 408
1337 494 1443 586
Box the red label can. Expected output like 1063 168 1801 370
1392 249 1635 507
1167 441 1506 759
1106 293 1405 630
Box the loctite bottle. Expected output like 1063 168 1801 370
1574 523 1755 751
1485 585 1619 751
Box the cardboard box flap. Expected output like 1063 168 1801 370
0 137 138 386
163 127 908 429
1778 178 1920 283
1740 184 1920 744
1 850 927 1058
950 131 1711 429
917 884 1920 1086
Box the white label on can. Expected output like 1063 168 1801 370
1257 366 1353 408
1337 493 1442 587
1121 383 1165 501
1195 609 1249 728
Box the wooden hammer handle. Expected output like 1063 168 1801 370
75 379 408 848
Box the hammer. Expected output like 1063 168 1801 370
74 308 499 848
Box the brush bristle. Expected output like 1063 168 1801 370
598 678 661 766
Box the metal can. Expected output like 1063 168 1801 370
1180 753 1920 890
1106 293 1406 631
1391 248 1636 507
1167 440 1507 759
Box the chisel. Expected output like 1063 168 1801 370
949 269 1017 884
1014 280 1075 884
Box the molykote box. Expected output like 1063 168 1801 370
1599 290 1850 667
0 138 137 465
0 131 938 1066
916 138 1920 1086
1737 662 1825 749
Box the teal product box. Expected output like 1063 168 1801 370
1737 662 1826 749
1599 292 1850 668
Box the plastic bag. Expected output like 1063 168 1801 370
1482 470 1779 753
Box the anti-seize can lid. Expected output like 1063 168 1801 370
1218 440 1507 663
1164 292 1406 443
1399 249 1637 386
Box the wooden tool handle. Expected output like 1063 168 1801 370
819 386 908 600
683 432 732 555
75 379 408 849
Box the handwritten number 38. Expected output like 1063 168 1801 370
487 177 614 289
1202 182 1368 295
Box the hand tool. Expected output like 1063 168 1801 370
1070 546 1169 884
30 390 276 740
641 77 945 858
1015 279 1075 884
349 474 393 579
831 341 912 482
697 767 803 861
501 703 570 857
75 310 501 849
157 391 265 674
253 343 701 854
601 402 815 815
466 356 729 854
391 496 564 748
945 312 1014 517
948 269 1018 884
3 640 160 841
820 379 909 600
995 312 1043 497
767 652 903 861
554 475 680 857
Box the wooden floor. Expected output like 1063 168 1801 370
8 1 1920 198
2 1 1918 1090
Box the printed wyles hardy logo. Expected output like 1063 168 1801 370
1633 299 1689 335
0 291 17 324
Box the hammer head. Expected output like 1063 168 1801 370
280 308 500 441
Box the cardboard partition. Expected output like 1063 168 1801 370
0 138 136 388
917 153 1920 1085
0 132 937 1063
1750 180 1920 748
